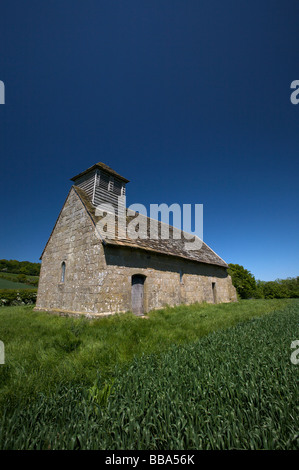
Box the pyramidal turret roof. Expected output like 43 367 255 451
71 162 130 183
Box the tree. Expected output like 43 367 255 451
262 278 299 299
0 259 41 276
228 264 259 299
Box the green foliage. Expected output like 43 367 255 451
228 263 298 300
262 281 288 299
0 300 298 450
0 273 39 289
228 264 259 299
0 259 41 276
88 374 115 409
0 289 37 306
0 299 292 411
0 279 36 290
258 277 299 299
56 330 82 353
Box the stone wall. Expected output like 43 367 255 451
35 188 103 314
100 246 237 314
35 188 237 317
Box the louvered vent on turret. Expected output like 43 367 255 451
70 162 129 214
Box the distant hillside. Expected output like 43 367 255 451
0 272 39 289
0 277 36 290
0 260 41 276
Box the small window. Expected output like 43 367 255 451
114 179 122 195
61 262 66 283
99 172 109 190
179 270 183 283
108 177 114 192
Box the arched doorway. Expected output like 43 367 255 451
131 274 146 316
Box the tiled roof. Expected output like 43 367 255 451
74 186 228 268
71 162 130 183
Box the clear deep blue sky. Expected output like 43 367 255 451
0 1 298 281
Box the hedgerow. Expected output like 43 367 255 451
0 289 37 307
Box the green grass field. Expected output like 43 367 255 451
0 273 38 290
0 299 298 449
0 278 35 289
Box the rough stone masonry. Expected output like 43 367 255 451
35 163 237 317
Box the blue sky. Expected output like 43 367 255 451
0 0 298 281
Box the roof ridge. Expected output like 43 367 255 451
70 162 130 183
73 185 228 268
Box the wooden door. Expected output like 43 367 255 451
131 275 145 315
